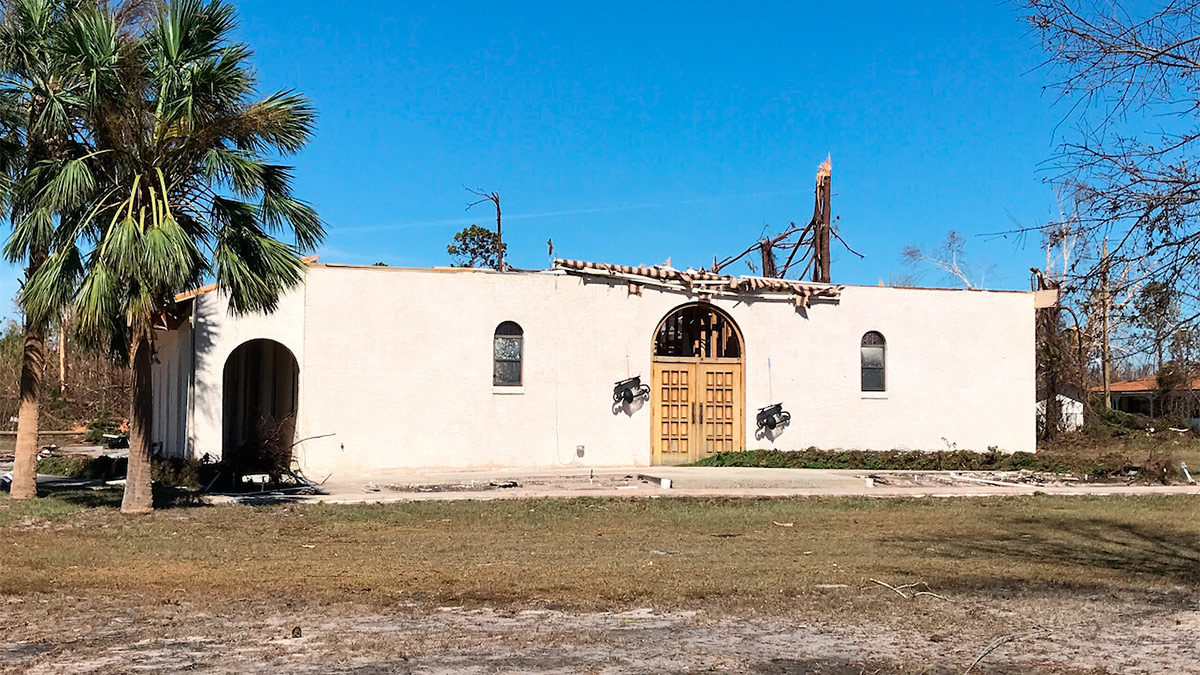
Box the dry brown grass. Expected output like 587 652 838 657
2 491 1198 672
1 490 1196 614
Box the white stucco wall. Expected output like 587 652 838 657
1036 394 1085 433
185 281 307 464
158 265 1036 476
150 322 192 458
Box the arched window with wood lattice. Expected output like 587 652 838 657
654 305 742 359
861 331 886 392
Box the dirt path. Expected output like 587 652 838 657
3 592 1197 673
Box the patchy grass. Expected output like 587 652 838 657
0 489 1196 613
0 488 115 524
1 490 1197 672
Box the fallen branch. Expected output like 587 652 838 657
867 578 947 601
869 578 912 599
963 629 1050 674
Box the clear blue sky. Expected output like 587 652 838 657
2 1 1070 316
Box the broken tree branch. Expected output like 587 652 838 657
867 578 948 601
962 628 1050 674
465 187 504 271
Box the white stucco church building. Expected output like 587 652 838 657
149 259 1042 477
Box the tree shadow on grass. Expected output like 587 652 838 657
888 514 1200 592
34 482 210 510
36 485 123 509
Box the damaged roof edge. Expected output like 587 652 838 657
172 255 1038 305
553 258 842 308
173 255 321 303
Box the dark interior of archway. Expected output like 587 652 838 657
654 305 742 359
222 340 299 473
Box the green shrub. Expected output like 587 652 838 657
689 446 1179 482
35 454 215 488
36 454 126 480
84 413 122 443
1095 408 1141 431
151 457 212 489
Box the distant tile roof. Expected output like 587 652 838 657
1094 376 1200 393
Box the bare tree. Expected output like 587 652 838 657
901 230 992 289
466 188 504 271
1027 0 1200 345
1133 280 1179 371
1032 229 1092 439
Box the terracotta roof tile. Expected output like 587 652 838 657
553 258 841 307
1093 376 1200 393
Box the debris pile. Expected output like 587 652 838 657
866 470 1083 489
555 259 842 308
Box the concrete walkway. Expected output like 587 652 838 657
206 466 1200 505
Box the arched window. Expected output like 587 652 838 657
861 331 886 392
494 321 524 386
654 304 742 359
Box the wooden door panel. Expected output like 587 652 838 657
652 363 695 465
699 364 743 458
652 361 742 465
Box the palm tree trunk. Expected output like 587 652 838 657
9 318 46 500
120 332 154 514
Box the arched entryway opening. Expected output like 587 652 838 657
222 339 299 476
650 303 745 464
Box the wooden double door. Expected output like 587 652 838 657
651 359 744 465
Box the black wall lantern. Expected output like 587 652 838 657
613 376 651 404
756 402 791 431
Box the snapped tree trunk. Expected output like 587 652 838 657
58 314 67 397
9 318 46 500
121 332 155 514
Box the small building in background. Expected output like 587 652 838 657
1036 391 1085 433
1097 376 1200 428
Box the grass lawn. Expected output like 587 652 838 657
1 488 1197 672
1 488 1197 608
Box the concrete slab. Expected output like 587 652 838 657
636 466 869 490
12 463 1199 505
203 481 1200 506
202 466 1200 505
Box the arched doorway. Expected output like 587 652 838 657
651 303 745 464
222 339 299 474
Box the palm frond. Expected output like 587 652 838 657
230 90 315 154
72 256 121 338
35 156 97 211
212 207 305 315
201 146 262 196
3 208 53 262
261 192 323 251
141 213 205 287
20 242 82 324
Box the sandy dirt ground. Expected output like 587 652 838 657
3 591 1197 674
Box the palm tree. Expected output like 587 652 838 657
23 0 323 512
0 0 127 499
